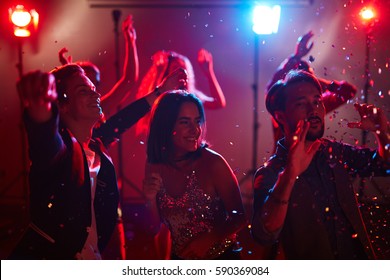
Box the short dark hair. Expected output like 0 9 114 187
50 64 85 103
76 61 101 85
266 69 322 119
147 90 206 164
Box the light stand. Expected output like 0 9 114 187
112 9 124 202
251 34 260 178
239 5 280 185
113 10 121 81
239 34 260 185
1 6 38 208
16 39 24 77
16 39 29 208
359 6 376 197
361 28 373 146
1 39 29 199
110 9 128 260
111 10 143 203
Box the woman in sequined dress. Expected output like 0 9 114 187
143 91 246 260
134 49 226 259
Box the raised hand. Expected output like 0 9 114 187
122 15 136 42
58 47 72 65
295 31 314 59
348 103 388 132
17 70 57 122
286 120 321 178
158 67 188 93
197 48 213 75
327 80 357 101
152 50 170 70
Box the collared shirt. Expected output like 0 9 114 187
76 146 102 260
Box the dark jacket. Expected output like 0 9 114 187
252 138 389 259
9 98 150 259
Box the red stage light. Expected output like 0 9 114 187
360 7 374 20
359 5 379 28
9 5 39 38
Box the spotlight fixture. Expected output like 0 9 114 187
9 5 39 38
239 4 281 185
252 4 281 35
360 7 374 20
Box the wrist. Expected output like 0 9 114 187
291 54 301 61
145 86 162 106
286 55 301 67
267 186 290 206
153 86 162 97
327 80 339 92
268 195 289 205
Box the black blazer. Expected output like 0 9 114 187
9 98 151 259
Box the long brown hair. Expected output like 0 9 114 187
147 90 206 164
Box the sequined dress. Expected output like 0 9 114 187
157 171 236 259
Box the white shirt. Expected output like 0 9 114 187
75 146 101 260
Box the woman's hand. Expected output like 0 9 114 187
122 15 136 42
143 172 163 202
197 48 213 76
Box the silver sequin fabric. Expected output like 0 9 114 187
157 171 235 259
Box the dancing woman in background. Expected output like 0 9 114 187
134 49 226 136
59 15 139 120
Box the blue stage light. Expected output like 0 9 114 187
252 5 281 35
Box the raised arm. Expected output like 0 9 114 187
17 71 66 167
100 15 139 118
283 30 356 111
267 31 314 90
134 50 171 100
320 78 357 113
17 70 57 123
93 68 188 146
196 48 226 109
58 47 72 65
348 103 390 162
295 31 314 59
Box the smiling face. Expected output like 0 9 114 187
59 72 102 124
276 81 325 141
172 101 202 158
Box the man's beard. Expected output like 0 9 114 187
306 123 324 141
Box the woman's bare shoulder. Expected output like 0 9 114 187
200 148 229 168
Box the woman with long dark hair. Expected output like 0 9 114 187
143 91 245 259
